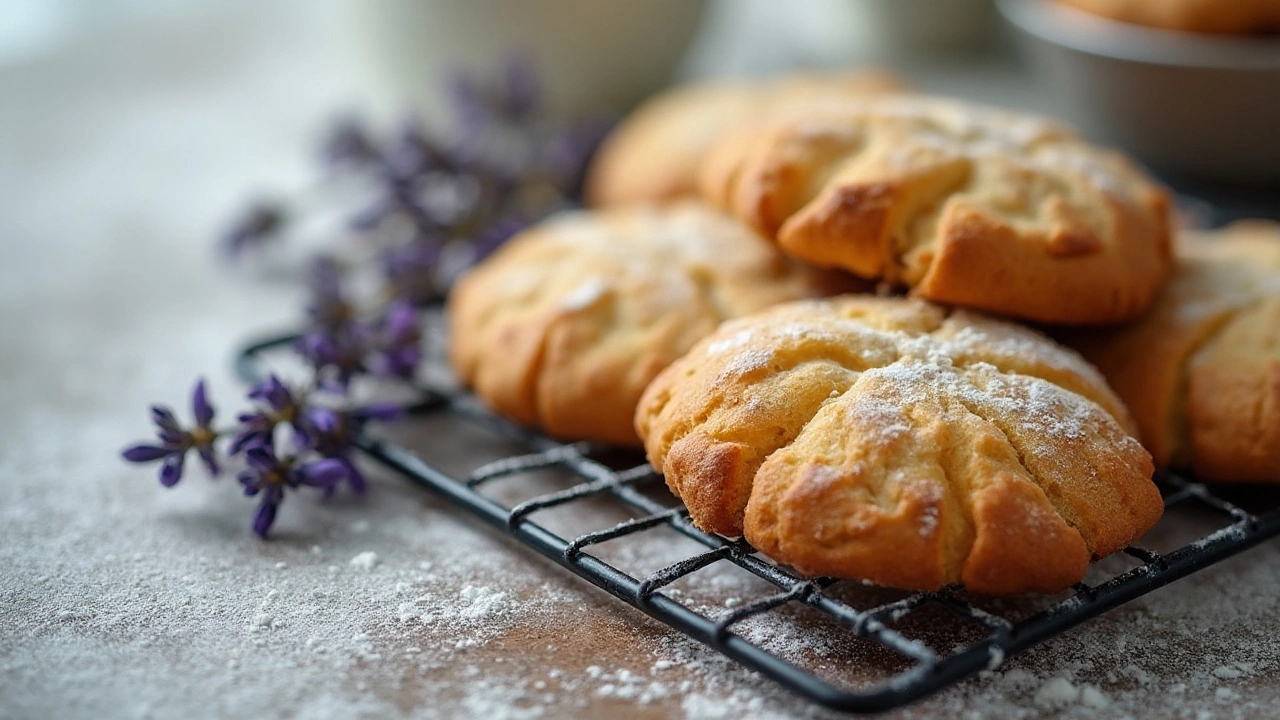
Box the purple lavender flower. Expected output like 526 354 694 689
368 301 422 381
299 403 400 494
381 238 444 305
450 55 539 129
382 119 457 182
237 446 349 538
499 55 540 121
228 374 306 454
322 115 378 169
121 379 220 487
296 258 376 389
305 256 354 331
222 201 286 258
297 323 372 390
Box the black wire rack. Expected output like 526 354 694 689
238 331 1280 714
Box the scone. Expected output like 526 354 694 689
1066 221 1280 482
1056 0 1280 34
585 71 905 208
698 95 1174 325
636 296 1162 595
448 203 858 446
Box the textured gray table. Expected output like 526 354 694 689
2 4 1279 719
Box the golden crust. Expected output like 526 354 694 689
1066 221 1280 481
1056 0 1280 34
585 71 906 208
636 295 1161 595
697 95 1174 325
447 203 860 446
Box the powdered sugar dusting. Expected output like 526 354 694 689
706 328 754 355
844 397 912 447
558 276 610 311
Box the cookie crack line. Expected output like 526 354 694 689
1172 304 1252 466
935 405 982 583
886 169 973 286
949 381 1095 557
701 97 1173 325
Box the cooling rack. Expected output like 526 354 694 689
237 331 1280 714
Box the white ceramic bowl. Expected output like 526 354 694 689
998 0 1280 182
343 0 708 123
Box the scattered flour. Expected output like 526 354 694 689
1214 665 1244 680
1035 677 1081 709
348 551 380 571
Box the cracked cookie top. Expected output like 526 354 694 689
1066 221 1280 482
585 71 906 208
697 95 1174 325
447 202 859 446
635 295 1162 595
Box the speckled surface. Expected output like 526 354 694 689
3 4 1280 719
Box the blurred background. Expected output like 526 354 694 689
2 0 1277 242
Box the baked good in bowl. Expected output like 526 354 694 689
999 0 1280 181
636 295 1162 595
697 95 1174 325
585 71 906 208
1054 0 1280 34
448 202 858 446
1066 221 1280 482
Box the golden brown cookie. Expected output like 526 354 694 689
585 71 906 208
447 203 859 446
1065 221 1280 482
698 95 1174 325
1056 0 1280 34
636 295 1161 595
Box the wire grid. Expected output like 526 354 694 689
238 334 1280 714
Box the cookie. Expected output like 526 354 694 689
1056 0 1280 34
636 296 1161 595
697 95 1174 325
585 71 905 208
1066 221 1280 482
447 203 859 446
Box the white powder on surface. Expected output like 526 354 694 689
1035 677 1081 709
1215 665 1244 680
349 551 380 570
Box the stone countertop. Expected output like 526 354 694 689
2 3 1279 719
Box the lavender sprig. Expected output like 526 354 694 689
124 58 605 539
225 55 610 300
228 374 308 455
121 379 219 486
238 447 350 538
294 259 425 389
299 403 400 494
122 378 400 538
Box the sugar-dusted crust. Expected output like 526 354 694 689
1066 221 1280 482
585 71 906 208
697 95 1174 325
636 295 1160 595
447 203 861 446
1056 0 1280 34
